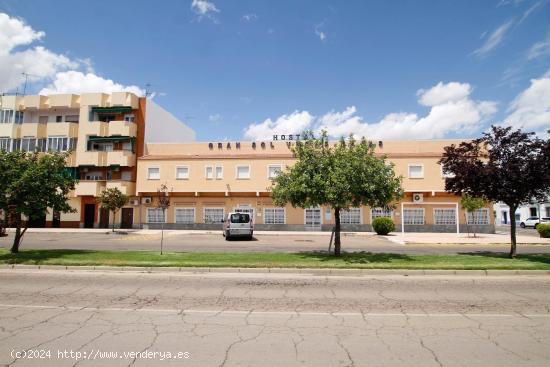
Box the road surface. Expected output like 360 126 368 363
2 231 550 254
0 269 549 366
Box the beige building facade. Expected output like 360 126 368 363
135 140 495 233
0 92 195 229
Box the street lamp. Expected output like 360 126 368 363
157 184 172 255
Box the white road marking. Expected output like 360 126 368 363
0 303 548 318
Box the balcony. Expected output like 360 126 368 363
106 180 136 196
110 92 139 109
107 150 136 167
109 120 137 137
48 94 79 108
75 180 106 196
80 121 109 136
47 122 79 137
76 151 108 166
23 95 48 109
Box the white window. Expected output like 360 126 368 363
205 166 214 179
236 165 250 179
14 111 24 124
175 208 195 224
305 207 322 227
147 208 165 223
65 115 79 123
21 137 36 152
148 167 160 180
467 209 489 225
440 164 455 178
434 208 456 225
264 208 285 224
47 136 69 152
0 137 11 151
124 114 135 122
371 207 393 220
176 166 189 179
408 164 424 179
215 165 223 179
341 208 361 224
121 171 132 181
38 115 49 124
0 109 14 124
268 165 282 178
204 208 224 223
404 208 425 225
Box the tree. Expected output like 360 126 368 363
0 151 77 253
271 131 403 256
157 184 171 255
97 187 129 232
439 126 550 258
460 194 485 238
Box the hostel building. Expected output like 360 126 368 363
0 92 194 228
135 140 495 233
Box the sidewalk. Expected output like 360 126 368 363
388 232 550 245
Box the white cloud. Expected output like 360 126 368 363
314 23 326 41
243 82 498 140
473 20 514 58
241 14 258 22
517 0 545 25
501 71 550 136
527 34 550 60
191 0 219 22
39 71 144 96
209 113 221 122
243 111 314 140
0 13 76 92
0 12 144 96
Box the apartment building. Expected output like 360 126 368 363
0 92 195 228
135 140 495 233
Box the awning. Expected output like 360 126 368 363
88 136 131 142
91 106 133 114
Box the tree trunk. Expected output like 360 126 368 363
509 205 517 259
112 210 116 232
465 212 470 238
473 210 477 238
10 215 27 254
334 208 341 256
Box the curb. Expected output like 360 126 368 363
1 264 549 276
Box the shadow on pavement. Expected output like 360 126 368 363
298 251 415 264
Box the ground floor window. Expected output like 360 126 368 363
340 208 361 224
371 207 393 221
403 208 424 225
147 208 165 223
434 208 456 225
305 208 322 227
264 208 285 224
204 208 224 223
467 209 489 225
175 208 195 224
0 137 11 151
546 207 550 217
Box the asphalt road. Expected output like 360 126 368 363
0 269 549 366
2 231 550 254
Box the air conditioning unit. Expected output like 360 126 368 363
142 197 152 204
129 199 139 206
412 193 423 203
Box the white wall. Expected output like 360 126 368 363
144 99 196 143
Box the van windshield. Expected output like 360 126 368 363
230 213 250 223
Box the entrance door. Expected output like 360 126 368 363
305 208 321 230
121 208 133 229
52 211 61 228
502 211 508 224
84 204 96 228
28 214 46 228
99 208 109 228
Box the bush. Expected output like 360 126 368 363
372 217 395 235
537 223 550 238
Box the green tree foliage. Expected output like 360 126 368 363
460 194 485 238
271 131 403 256
0 151 77 253
439 126 550 258
97 187 129 232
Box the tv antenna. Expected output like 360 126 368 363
21 72 38 96
145 83 154 98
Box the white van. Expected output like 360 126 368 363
222 212 254 240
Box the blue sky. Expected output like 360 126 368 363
1 0 549 140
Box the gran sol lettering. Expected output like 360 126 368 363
272 134 300 141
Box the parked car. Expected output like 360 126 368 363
222 212 254 240
520 217 550 228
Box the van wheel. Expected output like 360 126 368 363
225 231 230 240
534 223 538 229
520 222 526 228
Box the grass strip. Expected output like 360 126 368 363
1 249 550 270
